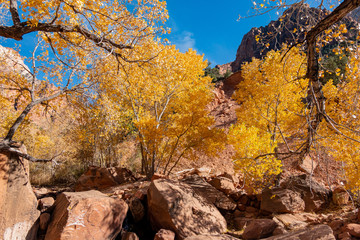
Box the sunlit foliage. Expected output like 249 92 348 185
229 47 308 190
96 42 226 178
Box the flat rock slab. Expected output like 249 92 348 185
182 175 236 211
274 214 308 230
263 224 335 240
184 235 240 240
45 190 128 240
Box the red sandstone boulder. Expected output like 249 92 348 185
209 176 236 195
151 173 169 181
74 166 118 191
242 219 278 240
344 223 360 238
328 219 345 233
298 155 317 174
281 174 330 212
233 217 252 230
148 179 227 240
110 167 137 184
45 190 128 240
154 229 176 240
0 147 39 240
38 197 55 212
129 197 145 222
75 166 136 191
218 172 239 185
39 213 51 231
273 214 308 230
33 187 49 199
332 187 349 205
261 188 305 213
122 232 139 240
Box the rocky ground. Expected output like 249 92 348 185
27 165 360 240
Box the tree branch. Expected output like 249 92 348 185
9 0 20 25
0 140 54 162
0 22 132 55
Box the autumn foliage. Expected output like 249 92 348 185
3 0 360 196
95 43 225 178
229 47 307 189
229 44 360 193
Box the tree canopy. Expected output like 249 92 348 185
0 0 169 162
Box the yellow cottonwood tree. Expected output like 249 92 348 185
231 44 360 194
229 47 307 189
247 1 360 157
97 42 226 178
318 49 360 192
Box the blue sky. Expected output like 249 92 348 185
165 1 279 66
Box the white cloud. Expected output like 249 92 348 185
173 31 196 53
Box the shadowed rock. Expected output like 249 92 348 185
242 219 278 240
148 179 227 240
0 145 39 240
261 188 305 214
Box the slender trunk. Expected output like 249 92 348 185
140 143 145 174
167 150 187 176
150 152 156 178
5 102 35 141
100 146 104 167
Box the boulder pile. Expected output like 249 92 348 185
2 165 360 240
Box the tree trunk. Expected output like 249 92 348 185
304 0 360 153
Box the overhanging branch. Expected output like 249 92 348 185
0 141 55 162
0 22 132 55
